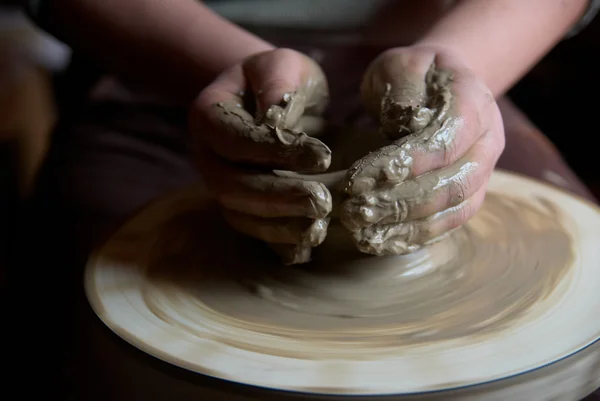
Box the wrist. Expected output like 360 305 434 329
409 0 590 97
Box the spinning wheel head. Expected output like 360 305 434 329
85 170 600 398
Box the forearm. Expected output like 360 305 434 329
34 0 274 100
416 0 589 97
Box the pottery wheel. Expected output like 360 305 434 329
84 170 600 398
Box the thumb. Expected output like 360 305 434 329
244 49 327 130
361 49 437 138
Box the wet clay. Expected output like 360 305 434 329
213 62 477 264
341 63 463 256
143 191 574 360
211 87 333 265
212 100 331 173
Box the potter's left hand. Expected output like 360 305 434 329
341 46 505 255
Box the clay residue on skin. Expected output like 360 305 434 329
340 63 461 256
213 62 476 263
258 75 330 132
213 88 333 265
342 160 479 256
212 168 332 220
211 61 465 263
213 100 331 173
143 192 575 360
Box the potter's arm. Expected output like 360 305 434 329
415 0 591 97
343 0 596 257
22 0 274 101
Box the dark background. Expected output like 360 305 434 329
508 17 600 198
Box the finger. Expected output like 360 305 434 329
361 48 435 119
221 208 329 246
245 48 329 127
346 61 500 195
364 49 438 139
341 128 502 230
191 66 331 172
352 184 487 256
196 144 332 219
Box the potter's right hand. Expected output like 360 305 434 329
189 48 332 264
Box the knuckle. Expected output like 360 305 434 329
340 193 379 231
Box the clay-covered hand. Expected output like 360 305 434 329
189 48 332 264
341 46 505 255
